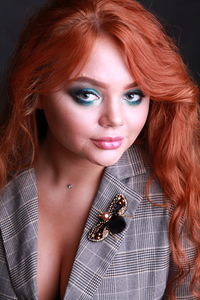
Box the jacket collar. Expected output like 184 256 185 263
0 144 147 299
64 144 147 299
105 143 147 180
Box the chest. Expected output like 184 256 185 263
64 212 170 300
37 195 92 300
0 186 171 300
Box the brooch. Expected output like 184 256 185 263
88 194 127 242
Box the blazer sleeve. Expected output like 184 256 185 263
164 240 197 299
0 233 18 300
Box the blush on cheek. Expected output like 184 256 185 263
133 113 149 128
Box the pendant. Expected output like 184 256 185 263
66 184 73 189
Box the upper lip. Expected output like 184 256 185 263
92 136 123 142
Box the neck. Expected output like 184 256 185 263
34 133 105 188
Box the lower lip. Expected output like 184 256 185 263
92 139 123 150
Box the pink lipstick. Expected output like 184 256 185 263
91 137 123 150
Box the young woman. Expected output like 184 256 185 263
0 0 199 299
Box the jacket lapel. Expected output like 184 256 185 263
64 144 147 300
0 144 147 300
0 169 38 300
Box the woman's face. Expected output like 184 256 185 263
39 36 150 166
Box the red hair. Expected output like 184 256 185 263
0 0 200 297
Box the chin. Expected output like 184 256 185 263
90 153 124 167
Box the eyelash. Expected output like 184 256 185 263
68 88 145 106
122 89 145 105
68 88 101 106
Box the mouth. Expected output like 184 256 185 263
91 137 124 150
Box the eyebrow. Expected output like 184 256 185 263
70 76 138 90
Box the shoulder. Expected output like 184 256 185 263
0 169 38 299
0 168 37 220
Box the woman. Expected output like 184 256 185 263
0 0 199 299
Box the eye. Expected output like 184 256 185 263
68 87 102 106
122 89 145 105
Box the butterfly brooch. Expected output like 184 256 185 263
88 194 127 242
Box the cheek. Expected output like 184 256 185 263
127 101 150 132
43 102 96 138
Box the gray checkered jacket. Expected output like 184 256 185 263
0 145 195 299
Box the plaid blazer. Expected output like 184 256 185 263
0 145 195 300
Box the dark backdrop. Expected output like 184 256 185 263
0 0 200 113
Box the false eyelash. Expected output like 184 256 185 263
88 194 127 242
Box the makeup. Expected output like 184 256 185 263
67 87 102 106
91 137 123 150
122 89 145 105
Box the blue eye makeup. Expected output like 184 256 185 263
122 89 145 105
68 87 102 106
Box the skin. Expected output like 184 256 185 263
37 35 150 175
35 35 150 300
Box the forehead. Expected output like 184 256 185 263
72 36 134 88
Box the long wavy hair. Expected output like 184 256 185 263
0 0 199 297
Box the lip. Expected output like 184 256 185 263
91 137 124 150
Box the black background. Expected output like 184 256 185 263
0 0 200 113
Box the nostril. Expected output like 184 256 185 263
98 114 124 128
98 104 124 127
99 110 124 127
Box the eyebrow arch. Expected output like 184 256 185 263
70 76 138 90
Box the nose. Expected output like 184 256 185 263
98 98 124 128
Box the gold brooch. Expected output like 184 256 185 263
88 194 127 242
